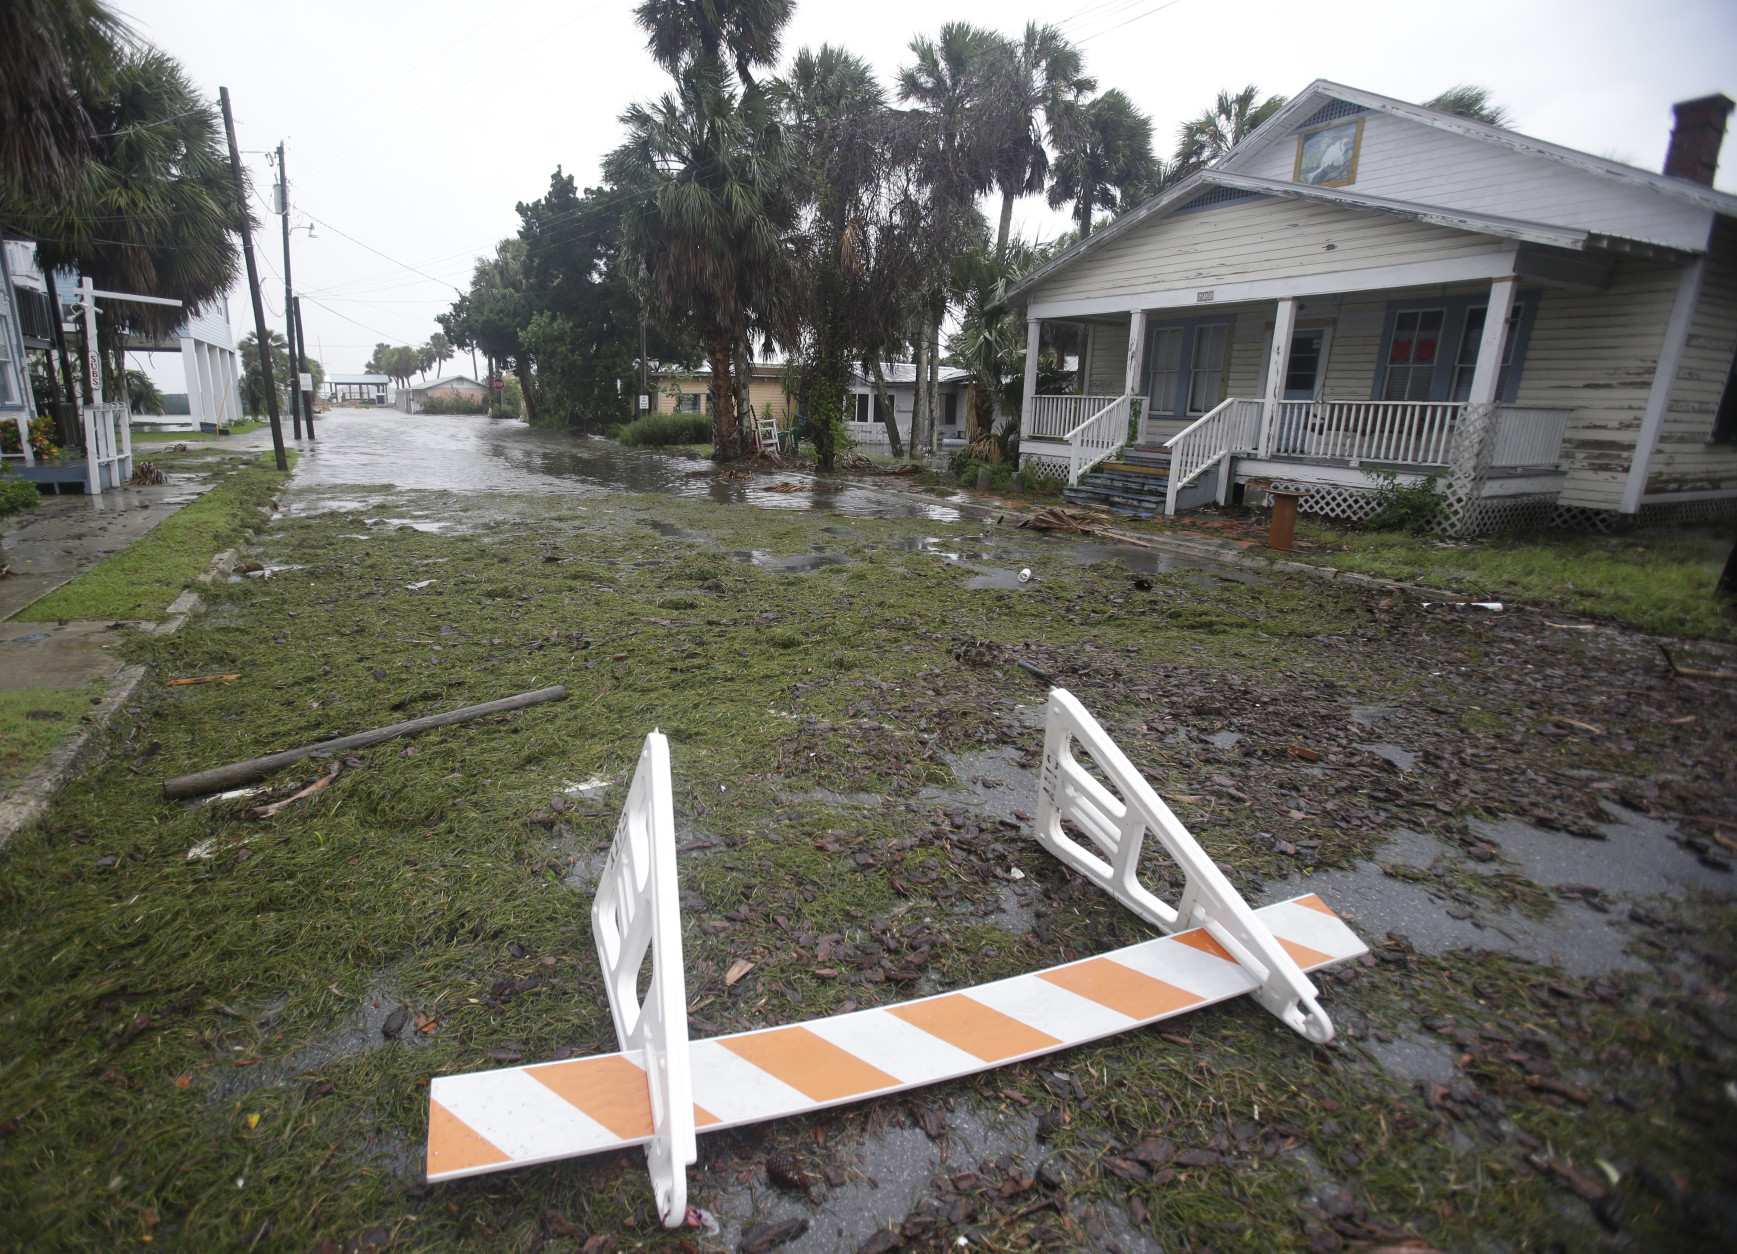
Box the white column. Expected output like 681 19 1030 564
1020 317 1041 434
222 348 242 426
1262 297 1297 458
1125 308 1146 441
1621 259 1705 514
1464 276 1518 408
181 337 204 426
1080 324 1095 396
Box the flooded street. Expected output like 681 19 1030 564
241 408 970 520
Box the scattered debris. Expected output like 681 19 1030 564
127 461 168 486
1016 507 1150 547
246 761 341 819
164 673 242 686
1660 645 1737 681
1420 601 1503 611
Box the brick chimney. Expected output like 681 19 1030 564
1663 94 1734 186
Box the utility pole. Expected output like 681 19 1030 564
638 308 649 413
220 88 286 471
293 296 315 438
275 143 303 440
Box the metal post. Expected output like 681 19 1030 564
293 295 314 438
220 87 286 471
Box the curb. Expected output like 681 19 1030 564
0 548 235 850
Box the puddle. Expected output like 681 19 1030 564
1206 731 1243 749
963 568 1028 590
1356 742 1416 771
731 550 850 574
1068 542 1263 584
1349 706 1403 726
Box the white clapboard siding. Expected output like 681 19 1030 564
1321 301 1385 400
1233 110 1715 254
1648 218 1737 496
1031 196 1505 307
1513 258 1683 509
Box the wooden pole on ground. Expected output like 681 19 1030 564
160 686 567 798
219 87 287 471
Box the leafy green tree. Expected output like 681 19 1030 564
1048 89 1153 238
1172 84 1286 174
239 330 289 417
1423 85 1511 128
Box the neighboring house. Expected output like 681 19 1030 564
397 375 489 413
1009 83 1737 533
326 373 391 405
647 361 794 424
119 292 244 432
844 363 971 451
0 237 37 464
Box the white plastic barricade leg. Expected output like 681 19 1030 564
590 731 694 1226
1034 687 1336 1044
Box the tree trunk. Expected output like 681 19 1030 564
870 358 903 459
706 333 737 460
997 191 1014 255
911 326 929 461
732 334 754 457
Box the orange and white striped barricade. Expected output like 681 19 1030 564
425 695 1368 1222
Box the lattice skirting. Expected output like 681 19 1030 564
1019 451 1071 485
1257 482 1559 536
1550 496 1737 532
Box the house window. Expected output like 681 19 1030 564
943 393 958 426
1382 309 1444 401
1713 355 1737 443
1148 327 1183 414
0 310 15 405
1187 324 1229 414
854 393 869 423
1449 305 1522 402
676 392 703 413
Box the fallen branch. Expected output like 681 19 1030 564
1016 506 1150 547
247 761 341 818
165 674 241 686
1659 645 1737 681
161 685 567 798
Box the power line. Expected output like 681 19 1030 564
1074 0 1188 43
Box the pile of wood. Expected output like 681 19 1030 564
1017 506 1150 547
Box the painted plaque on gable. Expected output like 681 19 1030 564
1294 119 1364 188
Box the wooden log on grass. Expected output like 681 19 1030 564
161 685 567 799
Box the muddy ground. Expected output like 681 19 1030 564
1 447 1735 1254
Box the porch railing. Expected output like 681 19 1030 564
1025 394 1124 442
1263 400 1463 465
1489 406 1571 468
83 402 133 493
1162 398 1262 515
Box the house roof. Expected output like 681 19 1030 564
413 375 486 390
850 363 970 386
1004 79 1737 308
328 373 389 385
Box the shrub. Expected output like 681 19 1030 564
0 465 41 518
616 412 712 447
419 394 488 415
0 416 58 460
951 456 1015 492
1363 468 1443 532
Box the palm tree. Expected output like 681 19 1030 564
1048 89 1153 238
634 0 793 88
607 62 790 459
12 49 245 398
897 23 1002 455
0 0 129 202
426 331 454 377
1423 85 1511 128
1173 84 1286 174
982 23 1094 254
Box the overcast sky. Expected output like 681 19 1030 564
124 0 1737 385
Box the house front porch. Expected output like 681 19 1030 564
1016 270 1582 534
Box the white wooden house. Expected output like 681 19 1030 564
843 363 971 452
1009 83 1737 533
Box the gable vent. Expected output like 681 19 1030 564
1173 185 1263 215
1295 98 1369 130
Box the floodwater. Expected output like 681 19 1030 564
238 408 967 521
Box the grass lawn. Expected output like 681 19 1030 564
1293 519 1737 641
132 419 265 443
12 451 293 623
0 684 102 787
1 488 1732 1250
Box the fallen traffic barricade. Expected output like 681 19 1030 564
425 688 1367 1225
